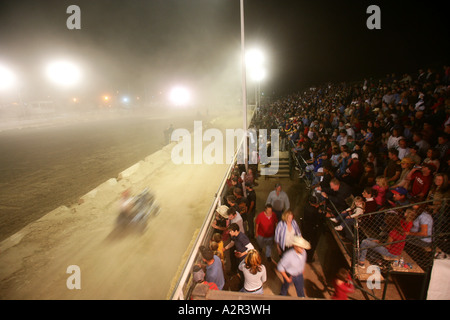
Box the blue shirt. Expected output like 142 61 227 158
411 212 433 243
205 255 225 290
277 248 307 277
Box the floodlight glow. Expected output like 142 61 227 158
250 68 267 82
0 65 16 90
245 49 264 70
122 96 129 103
45 61 81 87
169 86 191 106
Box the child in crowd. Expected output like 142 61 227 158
372 176 389 209
331 196 366 231
211 233 224 263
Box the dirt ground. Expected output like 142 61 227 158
0 107 243 299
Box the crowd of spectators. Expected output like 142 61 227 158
252 66 450 273
193 65 450 299
254 66 450 212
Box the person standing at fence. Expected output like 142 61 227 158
227 207 245 236
199 245 225 290
320 178 353 214
245 183 257 239
255 204 278 263
192 265 219 292
225 223 254 274
277 236 310 297
300 196 323 263
266 183 290 222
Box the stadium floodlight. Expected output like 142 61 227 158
245 49 264 71
45 60 81 87
169 86 191 106
0 65 16 90
250 67 266 82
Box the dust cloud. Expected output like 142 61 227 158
0 108 243 299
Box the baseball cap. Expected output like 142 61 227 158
391 187 407 196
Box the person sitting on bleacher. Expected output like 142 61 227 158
357 214 408 268
330 196 366 232
406 204 433 250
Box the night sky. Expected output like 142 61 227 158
0 0 449 101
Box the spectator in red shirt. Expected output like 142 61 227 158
341 153 363 185
357 214 407 267
255 204 278 262
406 163 435 201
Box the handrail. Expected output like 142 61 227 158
170 106 256 300
170 145 242 299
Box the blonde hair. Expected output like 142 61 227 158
245 249 262 275
375 176 388 188
210 241 223 260
352 196 366 210
281 209 294 222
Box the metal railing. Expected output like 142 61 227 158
170 145 243 300
170 106 256 300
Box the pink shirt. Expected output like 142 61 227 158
372 185 388 206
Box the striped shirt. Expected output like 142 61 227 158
274 220 302 251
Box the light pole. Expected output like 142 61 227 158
240 0 248 172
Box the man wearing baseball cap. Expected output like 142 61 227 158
277 236 311 297
388 186 410 207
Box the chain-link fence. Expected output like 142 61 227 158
326 196 449 299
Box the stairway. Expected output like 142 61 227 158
260 151 290 179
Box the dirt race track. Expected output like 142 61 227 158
0 108 242 299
